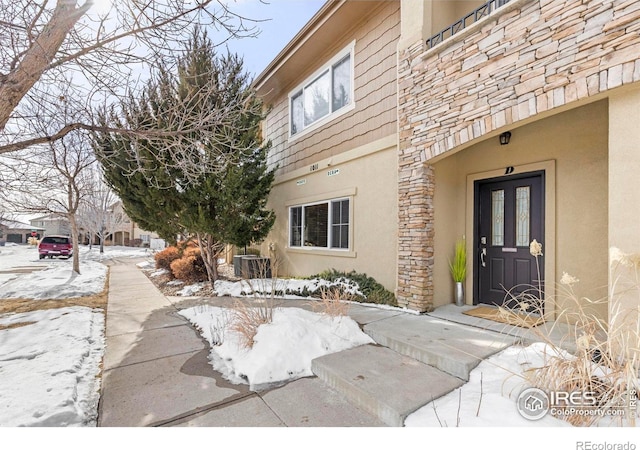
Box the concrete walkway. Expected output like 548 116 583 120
98 261 384 426
98 259 527 427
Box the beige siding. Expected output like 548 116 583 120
264 1 400 176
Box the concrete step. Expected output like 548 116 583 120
363 314 518 381
311 344 465 427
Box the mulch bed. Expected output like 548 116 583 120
142 263 239 297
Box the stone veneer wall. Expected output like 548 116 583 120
396 0 640 311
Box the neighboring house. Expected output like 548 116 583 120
30 214 71 237
255 0 640 332
0 219 45 244
107 201 159 247
28 203 158 248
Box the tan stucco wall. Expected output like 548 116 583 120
400 0 486 48
608 86 640 338
431 0 485 36
261 136 398 291
433 100 609 321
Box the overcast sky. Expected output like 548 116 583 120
220 0 326 78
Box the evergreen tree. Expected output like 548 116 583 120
94 28 275 284
93 74 185 242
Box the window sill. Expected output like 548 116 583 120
288 102 356 143
286 247 357 258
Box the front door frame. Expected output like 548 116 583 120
465 160 557 319
474 170 545 306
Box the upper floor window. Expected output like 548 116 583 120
289 42 355 138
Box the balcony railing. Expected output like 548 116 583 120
426 0 512 49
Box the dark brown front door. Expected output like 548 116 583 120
475 172 544 306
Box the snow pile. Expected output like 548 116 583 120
136 261 154 269
213 277 364 299
149 269 169 278
0 246 41 269
0 307 105 426
176 282 206 296
80 246 152 261
405 343 571 427
180 305 374 391
0 260 107 299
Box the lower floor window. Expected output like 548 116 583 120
289 198 350 250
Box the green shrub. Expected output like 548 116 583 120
309 269 397 307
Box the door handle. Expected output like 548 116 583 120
481 248 487 267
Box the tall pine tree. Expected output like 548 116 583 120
94 28 275 285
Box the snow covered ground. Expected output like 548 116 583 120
0 307 105 426
0 244 151 299
173 302 640 429
212 277 364 299
405 343 570 427
0 244 150 427
1 244 637 439
144 261 640 430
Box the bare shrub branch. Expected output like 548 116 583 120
311 287 351 318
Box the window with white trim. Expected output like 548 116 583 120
289 198 350 250
289 42 354 137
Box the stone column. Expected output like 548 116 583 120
396 1 436 312
397 161 436 312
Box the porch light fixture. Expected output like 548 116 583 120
499 131 512 145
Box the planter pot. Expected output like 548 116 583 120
454 281 465 306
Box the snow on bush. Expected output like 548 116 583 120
212 277 363 299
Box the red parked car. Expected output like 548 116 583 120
38 235 73 259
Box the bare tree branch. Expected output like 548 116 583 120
0 0 260 154
0 0 92 129
0 82 99 274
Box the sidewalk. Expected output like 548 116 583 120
98 261 385 426
98 259 522 427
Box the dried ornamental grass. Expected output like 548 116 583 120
230 299 274 349
499 242 640 426
312 287 351 318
